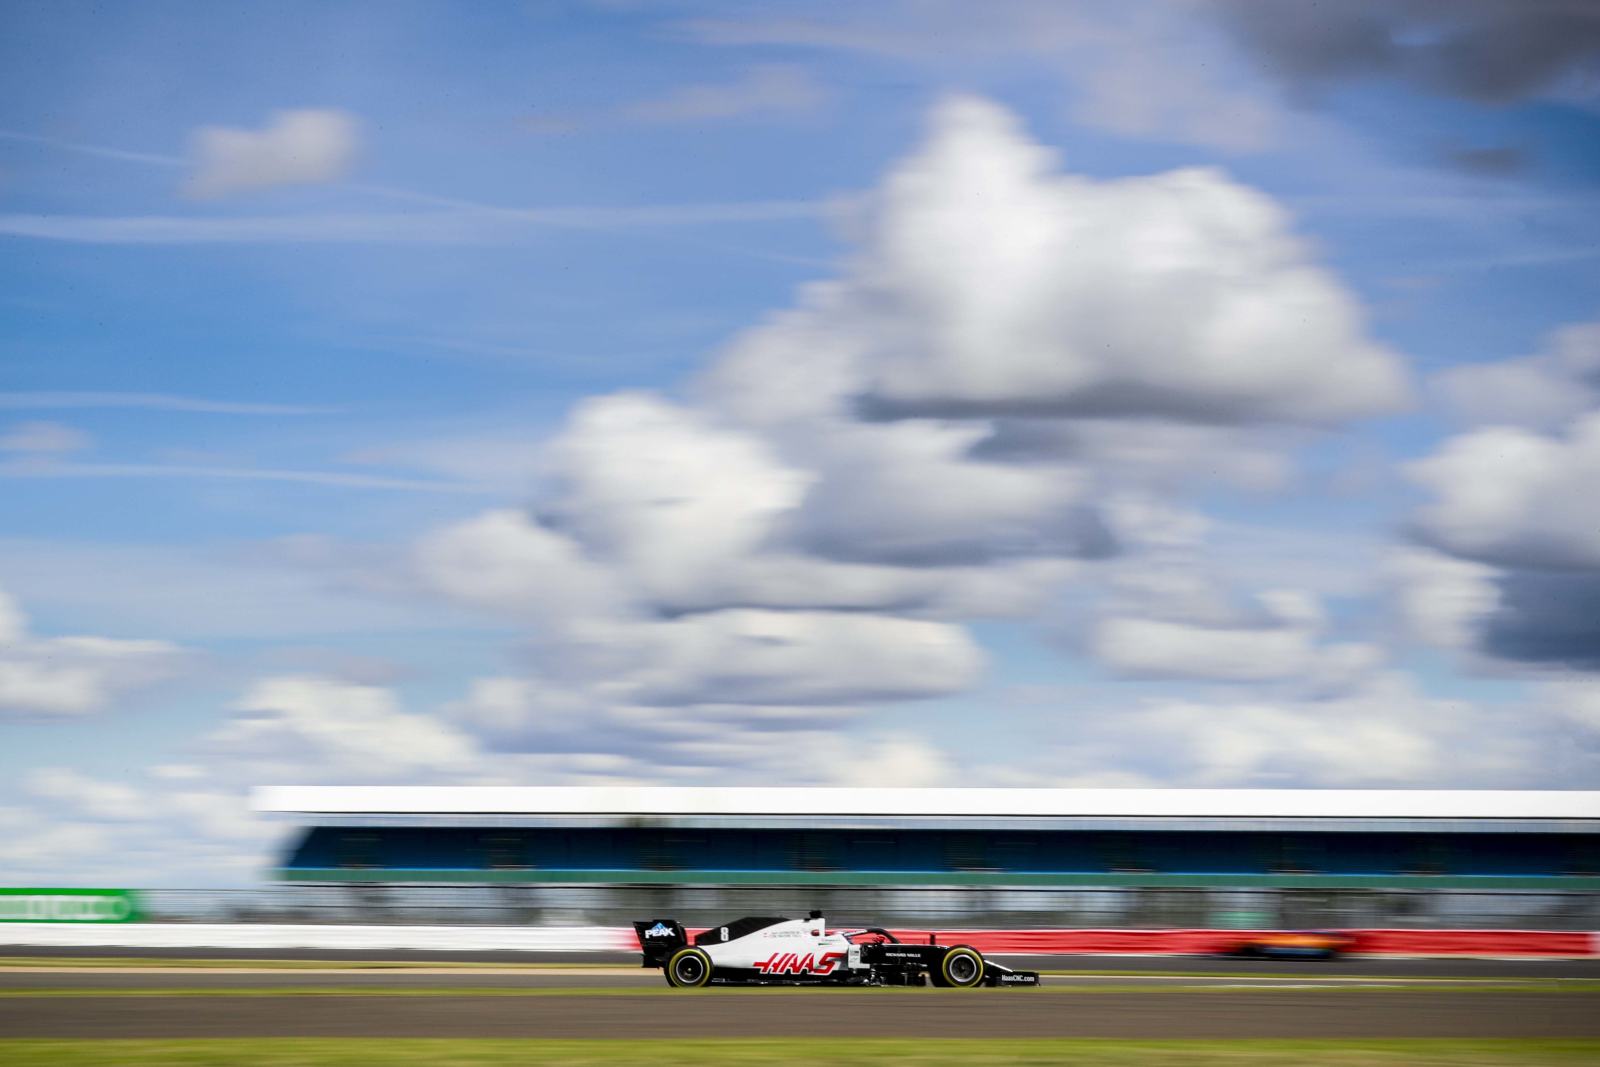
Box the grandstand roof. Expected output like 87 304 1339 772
255 786 1600 824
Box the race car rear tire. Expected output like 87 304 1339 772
665 946 714 989
930 946 984 989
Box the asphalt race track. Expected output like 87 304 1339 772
1 958 1596 1039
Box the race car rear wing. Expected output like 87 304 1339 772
632 919 687 967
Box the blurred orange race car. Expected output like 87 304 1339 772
1219 931 1355 960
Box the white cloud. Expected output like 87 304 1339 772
0 587 24 643
0 585 185 716
25 768 144 821
1549 679 1600 732
476 604 982 713
445 676 597 744
1434 321 1600 430
1407 412 1600 570
546 393 812 607
1060 672 1532 787
1405 324 1600 673
2 765 278 886
205 675 479 782
421 393 1082 623
185 109 359 198
1090 582 1380 685
843 97 1407 424
0 538 496 642
1093 615 1316 682
0 811 113 877
413 508 626 622
606 608 983 707
1384 548 1499 650
800 732 956 788
1138 683 1468 785
704 318 1114 571
701 96 1405 440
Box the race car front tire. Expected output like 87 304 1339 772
930 946 985 989
665 946 714 989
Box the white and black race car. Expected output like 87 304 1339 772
634 912 1040 989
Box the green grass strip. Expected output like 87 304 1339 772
2 1038 1600 1066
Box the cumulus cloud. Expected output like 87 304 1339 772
185 109 359 198
845 98 1407 424
0 586 185 716
705 97 1407 429
1407 413 1600 571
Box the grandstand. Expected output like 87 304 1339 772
253 787 1600 929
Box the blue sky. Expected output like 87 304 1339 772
2 1 1599 885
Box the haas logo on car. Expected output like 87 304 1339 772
754 951 847 975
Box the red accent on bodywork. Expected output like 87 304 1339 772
753 950 849 974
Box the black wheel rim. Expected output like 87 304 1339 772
675 955 705 984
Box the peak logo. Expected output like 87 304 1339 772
644 923 675 938
753 951 847 976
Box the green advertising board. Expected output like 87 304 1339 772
0 888 142 923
